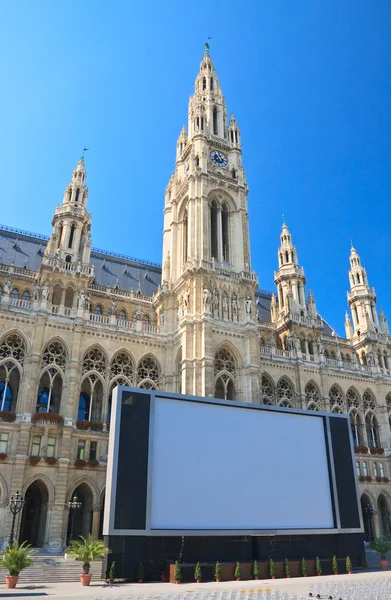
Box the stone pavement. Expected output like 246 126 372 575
0 570 390 600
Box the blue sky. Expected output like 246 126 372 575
0 1 390 334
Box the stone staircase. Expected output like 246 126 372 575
0 551 103 583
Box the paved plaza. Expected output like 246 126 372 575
0 571 390 600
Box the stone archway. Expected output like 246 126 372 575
361 493 374 541
19 480 49 547
377 494 391 537
66 483 93 543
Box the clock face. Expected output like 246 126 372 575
210 150 228 168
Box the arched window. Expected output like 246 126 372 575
324 349 329 359
142 314 150 325
202 76 206 90
357 273 361 284
94 305 103 315
22 290 30 302
221 203 229 262
210 200 218 259
365 412 379 448
36 340 66 414
0 333 25 412
68 224 76 248
361 352 367 366
119 310 127 321
231 168 236 179
213 106 218 135
137 356 160 389
279 285 284 308
82 347 107 376
214 347 236 400
350 410 364 446
10 288 19 299
385 354 390 370
0 379 13 412
0 284 2 296
261 374 275 405
210 77 214 90
183 210 188 263
329 385 344 413
363 390 376 412
75 188 80 202
78 391 90 421
346 387 361 410
308 340 314 355
305 382 321 410
277 377 294 407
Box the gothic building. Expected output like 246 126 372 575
0 47 390 550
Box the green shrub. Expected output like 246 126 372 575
315 556 322 575
234 561 242 579
284 558 290 577
214 561 221 580
137 561 145 580
332 555 338 574
66 534 109 575
194 562 202 581
0 542 35 576
253 560 260 578
361 553 368 570
108 561 115 581
174 561 181 582
369 537 391 560
300 557 307 576
346 556 352 573
269 558 276 578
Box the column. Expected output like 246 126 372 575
91 505 101 540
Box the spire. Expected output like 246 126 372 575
345 310 353 339
274 223 307 318
347 244 378 335
380 308 389 335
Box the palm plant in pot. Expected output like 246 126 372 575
66 534 109 585
0 541 35 589
369 536 391 570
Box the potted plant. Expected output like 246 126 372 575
234 561 242 581
0 541 35 588
315 556 322 576
174 561 181 584
332 555 338 575
76 420 89 430
0 452 7 461
269 558 276 579
45 457 57 465
361 553 368 570
88 459 99 468
66 534 109 586
301 557 307 577
89 421 104 432
253 560 260 580
214 561 221 582
284 558 290 578
137 561 145 583
29 456 41 466
0 411 16 422
108 561 115 584
74 459 87 469
369 536 391 570
346 555 353 574
194 561 202 583
383 477 390 483
359 475 365 482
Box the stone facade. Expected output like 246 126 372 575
0 48 390 550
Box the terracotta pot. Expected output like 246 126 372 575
286 574 291 578
303 573 307 577
175 580 180 584
215 578 221 582
380 559 388 570
317 572 321 576
138 579 144 583
254 576 259 580
348 571 352 575
6 575 19 589
109 579 114 584
271 576 276 579
236 577 241 581
80 574 92 586
333 571 339 575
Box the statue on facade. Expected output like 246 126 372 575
135 305 142 320
232 294 239 316
293 335 301 352
222 293 228 314
108 300 117 316
160 311 165 326
245 296 252 315
183 287 190 311
317 337 324 355
78 289 86 308
212 289 219 312
3 279 11 295
41 284 50 301
203 287 211 308
33 282 41 302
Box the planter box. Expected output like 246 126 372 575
31 412 64 426
0 411 16 423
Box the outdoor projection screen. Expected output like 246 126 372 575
104 388 362 536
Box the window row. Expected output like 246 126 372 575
356 460 387 479
0 286 31 301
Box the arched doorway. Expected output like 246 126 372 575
67 483 93 543
98 490 105 539
361 493 374 541
377 494 390 537
19 480 49 547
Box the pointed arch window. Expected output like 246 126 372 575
277 378 294 407
22 290 30 302
119 310 127 322
137 356 160 389
210 77 214 90
329 385 344 412
10 288 19 299
202 76 206 90
366 412 379 448
214 347 236 401
221 203 229 262
213 106 218 135
261 374 275 405
210 200 218 259
305 382 320 410
68 224 76 248
183 209 188 264
74 188 80 202
57 224 63 248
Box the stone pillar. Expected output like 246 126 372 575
91 505 101 540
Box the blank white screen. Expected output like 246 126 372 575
150 397 334 530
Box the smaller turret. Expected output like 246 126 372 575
380 308 389 335
274 221 306 318
307 288 317 318
176 126 188 162
345 311 353 339
347 244 378 335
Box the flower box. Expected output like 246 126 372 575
0 411 16 423
76 420 89 431
359 475 365 482
31 412 64 426
370 447 384 455
74 459 87 469
88 459 99 468
376 476 383 482
383 477 389 483
89 421 104 432
0 453 7 461
29 456 41 466
45 457 57 465
365 475 372 482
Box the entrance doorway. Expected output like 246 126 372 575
67 483 93 543
377 494 390 537
19 480 48 547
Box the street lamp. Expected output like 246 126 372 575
67 494 82 544
364 504 374 540
8 491 24 545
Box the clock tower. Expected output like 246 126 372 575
155 46 259 400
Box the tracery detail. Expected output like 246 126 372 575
0 333 26 363
82 347 106 375
137 356 160 388
42 341 66 368
277 377 294 407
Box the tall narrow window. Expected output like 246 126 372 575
380 463 385 477
202 76 206 90
77 440 86 460
196 116 199 130
210 201 218 259
68 224 75 248
356 272 360 284
221 203 229 262
362 461 368 477
235 131 238 143
57 224 63 248
90 441 97 461
213 107 218 135
183 211 188 263
354 306 359 324
75 188 80 202
210 77 214 90
200 117 204 130
31 435 41 457
47 437 56 458
373 463 378 478
0 433 9 454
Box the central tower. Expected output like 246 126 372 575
156 46 259 401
